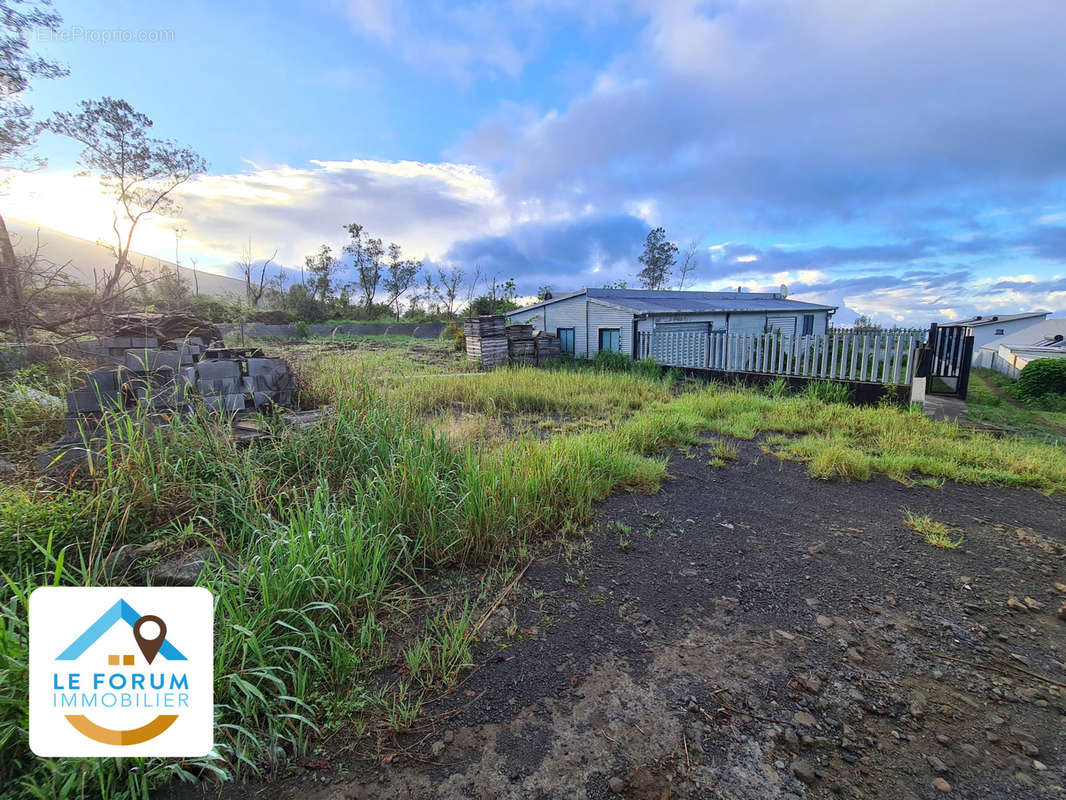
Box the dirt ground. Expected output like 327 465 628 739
178 437 1066 800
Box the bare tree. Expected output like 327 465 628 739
420 271 438 316
0 0 68 338
676 239 701 290
436 265 463 316
189 256 200 295
44 97 207 307
382 242 421 319
237 238 277 307
464 263 483 307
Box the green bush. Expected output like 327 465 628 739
441 323 465 352
1017 358 1066 400
293 320 311 339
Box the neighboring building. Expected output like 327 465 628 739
976 318 1066 378
505 288 836 360
945 311 1051 365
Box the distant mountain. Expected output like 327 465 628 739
6 219 247 299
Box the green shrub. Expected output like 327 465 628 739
441 323 465 352
1017 358 1066 400
293 319 311 339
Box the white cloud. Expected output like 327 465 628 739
4 157 509 271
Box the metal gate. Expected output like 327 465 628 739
925 323 974 399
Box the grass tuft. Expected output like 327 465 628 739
902 508 964 549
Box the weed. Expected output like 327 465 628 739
902 509 964 549
616 521 632 550
764 377 789 398
709 440 738 461
804 380 852 404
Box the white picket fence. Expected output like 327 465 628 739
653 329 925 385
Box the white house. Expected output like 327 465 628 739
976 318 1066 377
506 288 836 361
945 311 1050 365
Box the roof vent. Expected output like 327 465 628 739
1055 334 1064 342
991 315 999 321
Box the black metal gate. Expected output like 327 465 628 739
925 323 974 399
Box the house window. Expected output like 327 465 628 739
995 328 1005 336
598 328 621 352
802 314 815 336
557 328 575 354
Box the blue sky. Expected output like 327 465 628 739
9 0 1066 323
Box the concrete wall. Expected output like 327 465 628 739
217 322 448 340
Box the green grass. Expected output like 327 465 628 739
967 369 1066 445
5 349 1066 799
902 508 964 549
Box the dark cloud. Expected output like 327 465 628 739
441 213 649 290
461 1 1066 231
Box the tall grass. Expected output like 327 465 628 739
4 356 1066 799
0 374 674 798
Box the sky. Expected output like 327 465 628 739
5 0 1066 324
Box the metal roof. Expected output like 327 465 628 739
507 288 836 316
950 311 1049 328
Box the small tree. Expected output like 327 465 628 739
537 285 553 300
637 227 677 290
382 242 420 319
238 239 277 307
45 97 207 305
676 239 700 289
303 244 339 302
343 222 385 312
436 265 463 316
420 270 439 316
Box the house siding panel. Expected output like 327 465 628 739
587 300 634 357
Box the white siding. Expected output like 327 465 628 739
767 315 797 336
649 312 726 330
588 300 635 357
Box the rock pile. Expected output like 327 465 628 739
38 322 298 475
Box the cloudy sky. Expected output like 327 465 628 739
6 0 1066 323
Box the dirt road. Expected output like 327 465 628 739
179 437 1066 800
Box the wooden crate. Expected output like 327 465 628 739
464 315 506 338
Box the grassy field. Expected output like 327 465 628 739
966 368 1066 445
2 337 1066 799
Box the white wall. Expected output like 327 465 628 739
965 315 1049 364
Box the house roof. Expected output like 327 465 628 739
950 311 1049 328
507 288 836 316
